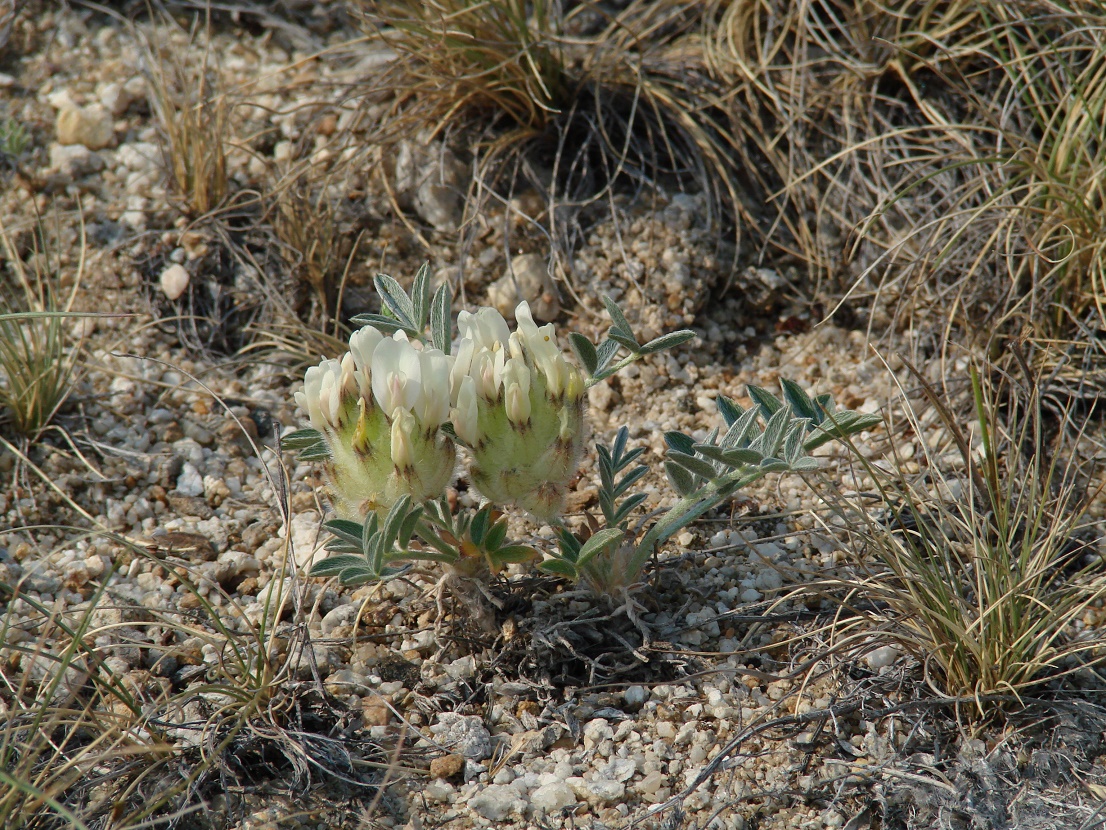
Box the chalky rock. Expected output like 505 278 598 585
56 104 113 149
487 253 561 321
429 712 492 760
530 781 577 813
392 138 467 232
160 264 190 301
865 644 901 670
468 784 526 821
48 143 103 179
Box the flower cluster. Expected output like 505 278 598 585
452 303 585 520
296 301 586 522
295 329 455 520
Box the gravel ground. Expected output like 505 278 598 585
2 5 1106 830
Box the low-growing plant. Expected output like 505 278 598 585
0 115 30 159
288 264 882 601
812 362 1106 714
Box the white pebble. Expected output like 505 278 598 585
175 463 204 497
160 264 190 301
865 644 901 670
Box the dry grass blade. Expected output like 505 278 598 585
0 564 173 828
704 0 1106 344
810 361 1106 716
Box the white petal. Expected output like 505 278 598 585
417 348 453 426
458 307 510 352
453 375 480 445
371 337 422 416
450 337 475 401
390 407 416 469
349 326 384 371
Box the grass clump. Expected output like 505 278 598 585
140 26 233 218
268 171 360 322
816 363 1106 714
373 0 568 133
0 218 84 441
358 0 747 275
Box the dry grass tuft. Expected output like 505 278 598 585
708 0 1106 342
812 361 1106 715
355 0 748 287
370 0 568 135
268 170 360 322
140 21 234 218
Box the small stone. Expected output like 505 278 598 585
865 644 900 670
48 143 104 178
637 771 666 795
487 253 560 321
754 568 783 592
429 753 465 779
429 713 492 760
362 699 392 726
98 81 135 116
56 104 114 149
149 531 217 562
160 264 190 301
623 685 648 708
179 231 210 260
603 758 636 783
324 669 371 697
174 462 204 497
116 141 159 171
321 603 360 635
468 784 526 821
289 511 323 569
587 778 625 804
423 780 455 804
167 494 214 520
530 781 576 813
739 587 763 603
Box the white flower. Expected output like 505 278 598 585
457 307 510 352
416 347 453 426
512 301 570 397
296 357 346 432
471 345 506 401
453 375 479 445
371 334 423 417
390 407 416 469
348 325 384 400
502 358 531 424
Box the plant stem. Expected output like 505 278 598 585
628 467 769 576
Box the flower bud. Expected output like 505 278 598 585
502 359 531 425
